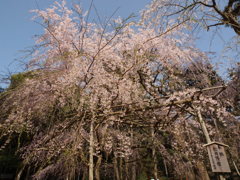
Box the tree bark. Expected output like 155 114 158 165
95 155 102 180
114 157 120 180
163 159 169 177
120 158 123 180
15 164 25 180
131 161 136 180
196 161 210 180
151 124 158 179
89 120 94 180
125 160 129 180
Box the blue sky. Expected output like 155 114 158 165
0 0 237 87
0 0 149 76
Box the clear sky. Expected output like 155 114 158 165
0 0 149 74
0 0 238 87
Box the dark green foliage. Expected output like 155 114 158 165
183 61 223 89
0 135 22 179
0 87 4 93
9 71 37 89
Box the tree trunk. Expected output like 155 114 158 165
125 160 129 180
89 120 94 180
15 164 25 180
120 158 123 180
131 161 136 180
130 126 136 180
82 167 87 180
163 159 169 177
152 147 158 179
95 155 102 180
114 157 120 180
196 162 210 180
151 124 158 179
185 168 196 180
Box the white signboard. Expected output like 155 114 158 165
206 143 231 173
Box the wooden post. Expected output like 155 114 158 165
197 109 211 144
197 109 226 180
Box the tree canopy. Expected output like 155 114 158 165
0 1 239 180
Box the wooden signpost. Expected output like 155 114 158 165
197 109 231 180
204 142 231 173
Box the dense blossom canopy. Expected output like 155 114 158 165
0 1 239 179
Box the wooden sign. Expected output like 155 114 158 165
204 142 231 173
